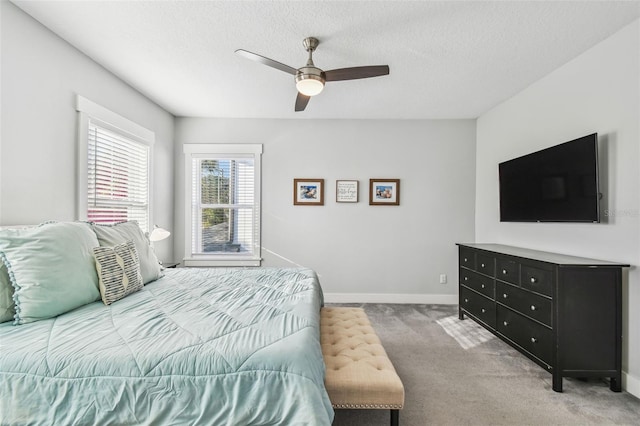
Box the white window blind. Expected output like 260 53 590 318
87 120 150 230
184 144 262 267
76 95 154 232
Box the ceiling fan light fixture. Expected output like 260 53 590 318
296 77 324 96
295 66 325 96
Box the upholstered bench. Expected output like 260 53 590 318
320 307 405 426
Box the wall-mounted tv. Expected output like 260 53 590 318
499 133 600 223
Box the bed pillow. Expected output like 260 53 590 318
0 222 101 324
0 263 15 323
93 240 143 305
90 221 162 284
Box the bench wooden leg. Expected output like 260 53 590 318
391 409 399 426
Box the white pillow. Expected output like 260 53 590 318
91 221 162 284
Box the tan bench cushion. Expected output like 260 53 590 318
321 307 405 409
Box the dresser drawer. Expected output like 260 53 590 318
460 268 494 298
496 306 552 364
476 253 495 276
521 265 553 297
496 282 552 327
460 286 496 329
496 257 519 285
459 247 476 270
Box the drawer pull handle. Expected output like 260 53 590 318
464 258 468 262
481 308 486 313
464 298 469 303
464 276 469 281
502 293 508 299
531 337 537 343
530 277 537 284
481 284 485 289
502 269 508 275
530 305 537 311
503 321 508 326
481 263 485 268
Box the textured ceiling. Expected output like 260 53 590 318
11 1 640 119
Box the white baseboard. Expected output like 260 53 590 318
623 371 640 398
323 293 458 304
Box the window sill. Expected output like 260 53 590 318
183 257 262 267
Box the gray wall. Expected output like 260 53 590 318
175 118 476 302
476 20 639 395
0 2 175 262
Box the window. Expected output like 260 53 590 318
183 144 262 266
76 96 154 232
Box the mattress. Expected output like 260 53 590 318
0 267 334 425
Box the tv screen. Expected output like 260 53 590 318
499 133 600 222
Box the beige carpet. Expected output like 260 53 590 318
328 303 640 426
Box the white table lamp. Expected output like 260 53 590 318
149 225 170 242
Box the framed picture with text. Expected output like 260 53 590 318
294 178 324 205
369 179 400 206
336 180 358 203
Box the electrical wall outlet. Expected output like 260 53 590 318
439 274 447 284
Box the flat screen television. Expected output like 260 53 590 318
499 133 600 222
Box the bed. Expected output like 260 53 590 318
0 222 334 425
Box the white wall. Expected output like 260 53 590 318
175 118 476 302
476 20 639 395
0 2 175 262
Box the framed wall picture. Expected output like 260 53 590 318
336 180 359 203
293 178 324 205
369 179 400 205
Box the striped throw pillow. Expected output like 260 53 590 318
93 240 143 305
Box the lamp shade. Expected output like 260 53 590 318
149 225 170 242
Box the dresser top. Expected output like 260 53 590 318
457 243 630 268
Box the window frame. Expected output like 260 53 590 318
183 144 263 267
76 95 155 232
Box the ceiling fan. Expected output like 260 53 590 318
235 37 390 112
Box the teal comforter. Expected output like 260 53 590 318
0 267 334 425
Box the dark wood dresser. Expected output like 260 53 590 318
457 243 628 392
